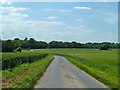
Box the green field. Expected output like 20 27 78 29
2 48 118 88
32 48 118 88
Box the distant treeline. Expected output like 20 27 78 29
1 38 120 52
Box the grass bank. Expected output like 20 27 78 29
2 55 54 88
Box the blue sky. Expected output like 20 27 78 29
1 2 118 43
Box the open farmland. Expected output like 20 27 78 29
33 48 118 88
2 48 118 88
1 1 118 89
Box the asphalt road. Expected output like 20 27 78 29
35 56 108 88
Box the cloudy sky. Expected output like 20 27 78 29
1 1 118 43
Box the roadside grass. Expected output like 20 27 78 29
2 55 54 88
33 48 118 88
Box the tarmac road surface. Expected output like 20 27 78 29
35 56 108 88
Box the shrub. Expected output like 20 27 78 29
26 47 30 50
100 44 109 50
14 47 22 52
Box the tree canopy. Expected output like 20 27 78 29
1 38 119 52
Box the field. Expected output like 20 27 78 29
2 48 118 88
33 48 118 88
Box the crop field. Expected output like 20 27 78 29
32 48 118 88
2 48 118 88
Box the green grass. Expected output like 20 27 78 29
32 48 118 88
2 55 54 88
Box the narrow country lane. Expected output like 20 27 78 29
35 56 108 88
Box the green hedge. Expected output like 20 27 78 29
2 52 48 70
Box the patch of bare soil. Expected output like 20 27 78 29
2 68 34 88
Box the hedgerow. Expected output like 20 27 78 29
2 51 48 70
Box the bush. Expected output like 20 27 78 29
14 47 22 52
26 47 30 50
100 44 109 50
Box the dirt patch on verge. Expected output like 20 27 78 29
2 68 34 88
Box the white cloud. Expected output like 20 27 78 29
9 12 28 17
95 9 117 25
43 8 72 12
43 9 53 11
57 9 72 12
0 7 29 13
0 0 12 5
104 17 117 25
1 5 117 42
66 26 85 29
48 16 59 19
74 7 91 10
105 15 117 25
1 6 97 42
103 0 109 2
1 0 118 2
75 19 83 22
2 10 66 40
2 15 65 27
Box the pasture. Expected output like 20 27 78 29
2 48 118 88
33 48 118 88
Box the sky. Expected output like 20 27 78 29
0 1 118 43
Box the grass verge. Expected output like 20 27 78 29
2 54 54 88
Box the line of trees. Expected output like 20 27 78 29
1 38 120 52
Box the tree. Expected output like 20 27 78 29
49 41 65 48
64 42 73 48
118 43 120 49
36 41 48 49
100 44 109 50
71 41 81 48
21 40 29 48
13 40 22 48
14 38 20 40
0 39 1 52
2 38 119 50
2 40 15 52
24 37 28 41
29 38 35 42
28 38 35 49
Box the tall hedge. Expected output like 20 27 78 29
2 52 48 70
